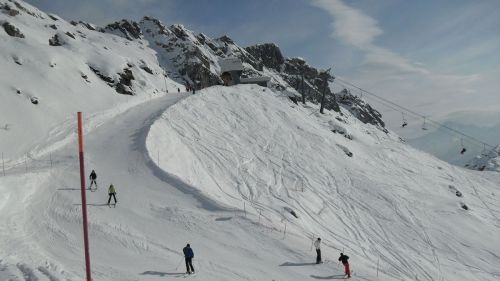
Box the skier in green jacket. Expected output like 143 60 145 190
107 184 117 205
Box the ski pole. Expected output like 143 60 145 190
175 256 184 270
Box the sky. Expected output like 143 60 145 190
25 0 500 133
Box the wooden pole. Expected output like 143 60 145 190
77 112 92 281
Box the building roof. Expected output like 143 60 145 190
220 57 244 72
240 76 271 83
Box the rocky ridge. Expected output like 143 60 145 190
104 18 385 128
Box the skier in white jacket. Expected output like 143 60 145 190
314 238 322 264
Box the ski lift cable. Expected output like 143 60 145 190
334 77 495 150
334 81 429 121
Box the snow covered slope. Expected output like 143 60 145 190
1 1 500 281
0 80 499 280
147 85 500 281
0 0 181 160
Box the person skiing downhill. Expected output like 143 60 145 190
107 184 117 205
338 252 351 278
89 170 97 189
314 238 322 264
183 243 195 274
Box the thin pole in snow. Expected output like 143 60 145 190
1 152 5 176
283 223 287 239
376 256 379 277
258 210 261 223
243 202 246 217
25 154 28 172
77 112 92 281
49 153 53 168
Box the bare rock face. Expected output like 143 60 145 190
336 89 385 128
101 16 384 126
2 22 24 38
245 43 285 71
104 20 142 40
88 65 136 96
0 3 20 16
116 68 135 95
49 34 63 46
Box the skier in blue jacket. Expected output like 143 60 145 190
183 244 195 274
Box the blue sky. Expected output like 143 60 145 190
25 0 500 129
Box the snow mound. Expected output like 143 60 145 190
147 84 500 281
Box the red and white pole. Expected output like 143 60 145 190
77 112 92 281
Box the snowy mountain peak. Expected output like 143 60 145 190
466 145 500 171
103 19 142 40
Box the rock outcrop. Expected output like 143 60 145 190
2 21 24 38
103 16 384 126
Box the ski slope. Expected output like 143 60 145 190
147 85 500 281
0 90 358 281
0 84 499 281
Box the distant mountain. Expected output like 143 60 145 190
466 145 500 172
0 0 385 160
103 18 386 128
408 121 500 167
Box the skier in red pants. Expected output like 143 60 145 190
338 253 351 278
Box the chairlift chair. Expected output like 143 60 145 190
401 113 408 128
481 144 488 157
460 138 467 155
421 117 428 130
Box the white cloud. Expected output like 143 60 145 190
311 0 500 133
312 0 382 49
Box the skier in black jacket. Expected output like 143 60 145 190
338 253 350 278
183 244 195 274
89 170 97 189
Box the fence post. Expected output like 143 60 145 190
2 152 5 176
